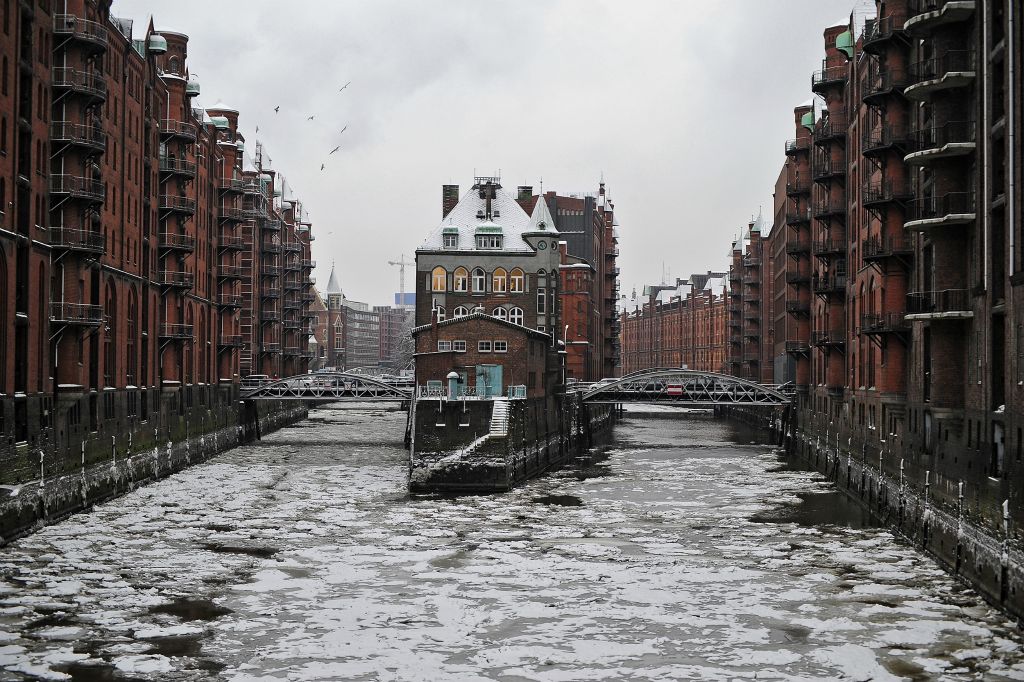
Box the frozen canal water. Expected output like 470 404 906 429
1 405 1023 681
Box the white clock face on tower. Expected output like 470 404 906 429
538 241 547 250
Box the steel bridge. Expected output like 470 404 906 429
240 372 413 402
579 368 792 406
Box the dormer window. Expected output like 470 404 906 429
477 235 502 249
442 227 459 249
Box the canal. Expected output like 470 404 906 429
1 405 1023 680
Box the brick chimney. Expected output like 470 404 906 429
442 184 459 219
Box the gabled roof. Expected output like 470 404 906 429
418 182 537 253
325 264 342 294
411 312 551 340
526 196 558 234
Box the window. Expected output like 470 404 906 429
537 287 546 314
510 268 524 292
477 235 502 249
453 267 468 292
478 340 492 352
443 233 458 248
437 340 452 351
537 325 546 333
431 266 446 292
494 340 508 353
492 307 508 321
452 340 466 352
454 305 469 318
509 307 524 326
472 268 486 292
493 267 507 293
434 305 445 322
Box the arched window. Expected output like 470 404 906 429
492 307 508 321
453 267 468 292
184 303 194 384
454 306 469 318
492 267 507 293
434 305 446 322
509 307 524 326
510 268 524 292
168 56 180 74
472 268 486 292
431 266 447 292
127 288 137 385
104 280 117 386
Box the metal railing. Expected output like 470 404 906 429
860 312 909 334
862 67 909 102
217 295 242 308
50 302 103 325
908 120 976 152
813 273 847 293
159 194 197 213
862 124 913 154
158 232 196 250
53 14 109 48
218 265 245 279
907 50 974 86
159 323 194 339
785 340 810 354
50 174 105 201
812 157 846 181
219 178 245 192
863 14 907 48
50 227 105 253
863 180 913 206
218 334 243 347
813 239 846 256
219 206 245 222
906 288 971 314
786 208 812 225
219 235 245 250
158 156 197 176
52 68 107 99
51 121 106 151
157 271 194 288
785 240 811 255
811 329 846 346
159 119 198 141
863 235 914 260
785 138 810 155
811 65 848 91
906 191 976 222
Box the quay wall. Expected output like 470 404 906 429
0 387 306 545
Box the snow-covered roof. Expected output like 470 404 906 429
418 183 546 253
208 101 238 114
411 312 551 339
704 277 726 297
325 264 342 294
527 196 558 234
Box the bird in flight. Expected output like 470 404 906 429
329 146 340 155
255 125 259 134
274 105 280 113
307 115 316 121
320 163 325 171
339 125 347 134
339 82 351 92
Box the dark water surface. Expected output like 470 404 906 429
1 405 1022 680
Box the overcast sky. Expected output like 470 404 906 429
114 0 855 305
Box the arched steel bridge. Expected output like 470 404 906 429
241 372 413 402
580 369 792 406
240 368 791 407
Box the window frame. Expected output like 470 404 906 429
492 267 507 293
453 305 469 318
509 268 525 292
492 307 508 322
453 267 468 292
537 287 546 314
452 340 467 352
493 340 508 353
437 340 452 352
431 266 447 292
509 307 524 326
472 267 486 292
478 340 492 353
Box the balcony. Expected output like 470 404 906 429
156 270 194 289
283 345 302 357
742 274 759 286
728 320 742 329
261 310 281 322
51 67 107 101
159 323 194 340
862 14 909 54
50 302 103 327
219 206 245 222
300 350 315 360
785 138 810 156
905 51 975 101
785 340 811 355
906 288 972 320
813 273 847 296
50 174 105 203
218 265 245 280
813 200 846 220
786 179 811 196
904 120 976 166
812 157 846 183
159 119 198 142
53 14 109 52
283 242 302 253
811 329 846 349
813 239 846 258
862 67 909 106
785 241 811 255
219 235 246 251
811 65 848 94
862 124 914 158
158 232 196 252
743 352 760 362
51 121 106 153
283 317 302 330
261 218 282 231
283 299 301 311
262 242 283 254
302 293 316 303
743 255 762 268
218 334 243 348
50 227 105 255
812 112 848 145
217 294 242 309
863 235 914 264
242 181 262 196
159 194 197 215
743 311 760 322
785 208 812 225
743 292 760 304
905 0 976 36
260 288 281 299
786 300 810 315
261 265 281 277
904 192 975 231
862 180 913 209
219 178 245 193
786 270 811 284
284 280 302 291
261 343 281 354
284 260 301 272
158 156 197 178
860 312 909 336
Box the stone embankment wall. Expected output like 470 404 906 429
0 393 306 546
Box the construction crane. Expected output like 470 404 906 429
388 254 414 308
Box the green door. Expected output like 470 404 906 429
475 364 503 398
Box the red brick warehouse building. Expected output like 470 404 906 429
0 1 315 475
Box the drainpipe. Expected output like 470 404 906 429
1009 1 1017 270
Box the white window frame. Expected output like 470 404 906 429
510 268 524 292
434 305 445 322
437 340 452 352
493 340 508 353
476 235 503 249
537 287 546 314
472 268 486 292
443 234 459 248
492 307 508 321
509 307 524 326
431 267 447 292
454 306 469 318
478 340 492 353
453 267 468 292
452 340 467 352
492 268 507 293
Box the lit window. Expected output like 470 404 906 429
510 268 524 292
492 307 508 321
454 306 469 317
492 267 507 293
438 340 452 351
443 233 458 248
472 268 486 292
478 340 492 353
434 305 445 322
431 266 446 292
453 267 468 292
494 340 508 353
509 307 524 326
452 340 467 352
537 287 546 314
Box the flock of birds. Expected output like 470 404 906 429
264 81 352 172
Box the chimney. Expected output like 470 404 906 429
517 185 533 201
442 184 459 219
